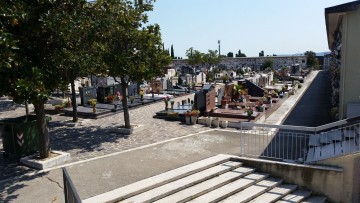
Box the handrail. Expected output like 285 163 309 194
239 115 360 163
63 167 82 203
240 115 360 133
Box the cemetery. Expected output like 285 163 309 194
153 77 300 128
41 77 193 119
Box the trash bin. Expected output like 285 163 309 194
0 115 51 157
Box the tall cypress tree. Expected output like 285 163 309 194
171 44 174 59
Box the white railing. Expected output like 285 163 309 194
240 116 360 163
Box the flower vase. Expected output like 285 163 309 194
185 116 191 125
92 106 96 113
171 104 174 110
221 120 228 128
212 118 220 128
206 117 212 127
191 116 197 125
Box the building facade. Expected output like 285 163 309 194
326 1 360 119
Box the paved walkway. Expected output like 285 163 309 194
0 94 208 181
0 71 320 202
264 70 319 125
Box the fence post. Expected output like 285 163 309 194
240 122 243 156
62 167 82 203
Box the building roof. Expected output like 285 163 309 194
325 0 360 49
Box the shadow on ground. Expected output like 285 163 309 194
48 122 128 154
0 172 49 202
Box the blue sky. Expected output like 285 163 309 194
147 0 352 58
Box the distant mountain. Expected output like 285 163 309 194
315 52 331 56
276 51 330 57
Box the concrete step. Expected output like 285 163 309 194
249 184 297 203
276 190 312 203
219 177 283 203
83 154 234 203
120 161 242 203
154 166 255 203
187 173 269 203
301 196 327 203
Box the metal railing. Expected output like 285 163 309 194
63 167 82 203
240 116 360 163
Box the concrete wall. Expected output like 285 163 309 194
317 153 360 203
172 56 307 70
339 8 360 118
234 157 344 203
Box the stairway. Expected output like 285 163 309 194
83 155 327 203
306 126 360 162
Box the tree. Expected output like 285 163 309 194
45 1 97 122
186 47 203 67
259 50 264 57
304 51 319 69
204 49 221 68
227 52 233 57
262 59 274 71
0 0 92 158
235 50 246 57
93 0 171 129
171 44 174 59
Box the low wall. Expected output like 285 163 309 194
232 157 344 203
317 153 360 203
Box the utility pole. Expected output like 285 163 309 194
218 40 221 56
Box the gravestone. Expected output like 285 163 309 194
79 87 97 106
128 84 138 96
151 80 162 93
97 86 114 103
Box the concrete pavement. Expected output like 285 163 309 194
0 71 321 202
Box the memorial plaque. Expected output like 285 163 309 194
80 87 97 106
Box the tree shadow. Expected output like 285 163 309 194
0 171 49 202
48 121 128 154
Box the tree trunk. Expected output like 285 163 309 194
25 101 29 116
121 77 130 129
33 102 50 159
70 80 78 122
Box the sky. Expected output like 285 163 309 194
147 0 353 58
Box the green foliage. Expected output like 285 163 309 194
259 50 264 57
235 50 246 57
171 44 174 59
88 99 97 107
0 0 92 104
304 51 319 69
262 59 274 71
92 0 171 84
185 48 220 68
227 52 233 57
